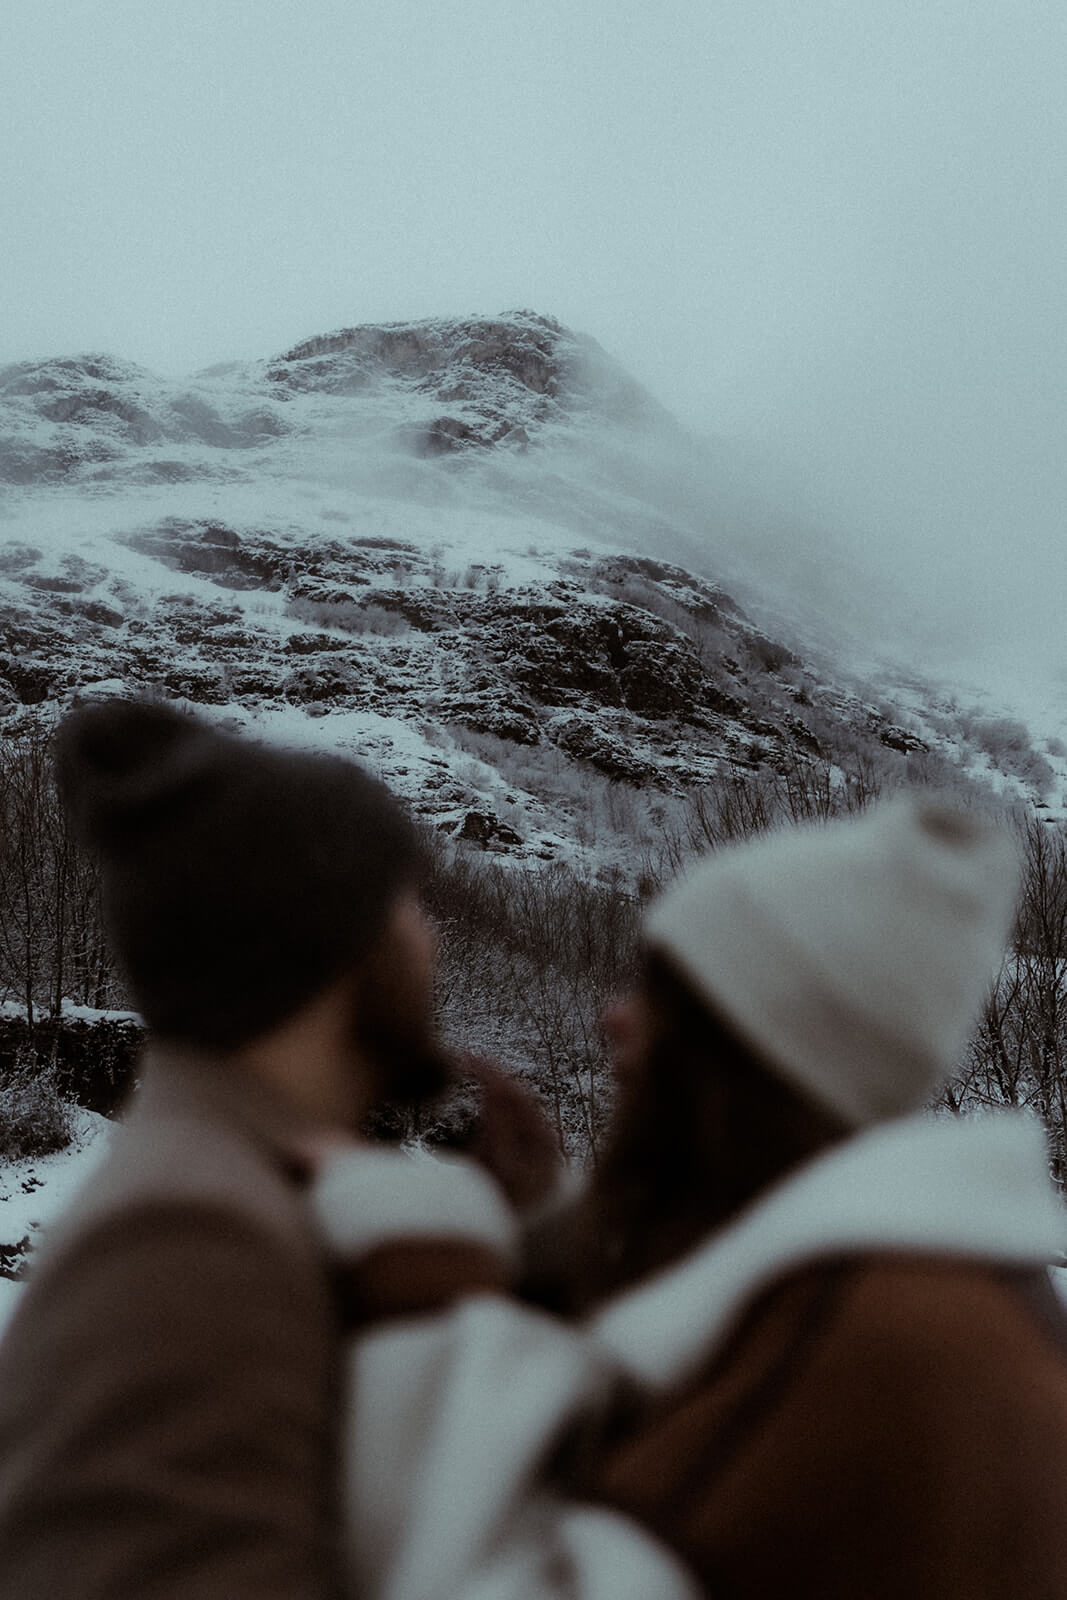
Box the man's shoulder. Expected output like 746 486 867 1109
0 1085 333 1399
0 1091 341 1600
116 1096 302 1217
37 1081 316 1285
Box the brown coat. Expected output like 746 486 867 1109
0 1049 344 1600
589 1255 1067 1600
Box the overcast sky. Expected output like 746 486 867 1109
4 1 1067 696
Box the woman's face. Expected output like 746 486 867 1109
601 988 654 1088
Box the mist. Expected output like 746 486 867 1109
4 1 1067 708
277 355 916 677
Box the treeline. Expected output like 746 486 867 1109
0 715 117 1024
3 713 1067 1176
0 714 640 1156
424 847 639 1158
944 816 1067 1184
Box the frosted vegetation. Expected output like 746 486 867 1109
2 312 1066 1171
2 714 1067 1177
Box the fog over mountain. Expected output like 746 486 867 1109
5 2 1066 726
1 311 1061 890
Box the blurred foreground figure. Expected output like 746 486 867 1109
301 1101 697 1600
0 699 448 1599
563 799 1067 1599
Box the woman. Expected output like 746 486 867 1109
559 796 1067 1598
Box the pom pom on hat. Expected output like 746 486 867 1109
644 797 1020 1126
56 697 423 1051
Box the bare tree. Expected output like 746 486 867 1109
941 817 1067 1183
0 716 120 1025
657 752 883 885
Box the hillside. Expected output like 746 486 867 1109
2 310 1059 883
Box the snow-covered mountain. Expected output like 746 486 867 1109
1 310 1060 875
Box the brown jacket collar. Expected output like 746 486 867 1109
590 1110 1067 1395
130 1043 325 1178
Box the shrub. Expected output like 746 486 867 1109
0 1055 75 1162
0 1014 142 1116
285 595 410 636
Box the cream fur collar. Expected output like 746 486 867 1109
589 1110 1067 1393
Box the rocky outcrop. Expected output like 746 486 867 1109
0 311 664 492
0 499 926 814
121 520 290 590
266 311 663 444
272 313 569 399
0 356 289 485
1 310 1037 876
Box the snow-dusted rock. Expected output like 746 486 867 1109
0 310 1060 873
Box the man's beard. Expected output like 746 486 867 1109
350 978 453 1109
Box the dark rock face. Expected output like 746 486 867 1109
0 502 851 819
54 599 124 628
551 713 663 783
282 659 367 704
120 521 289 589
620 639 703 718
454 810 524 847
284 629 349 655
439 692 542 746
2 660 63 706
266 311 660 439
24 573 86 595
271 313 569 397
879 723 930 755
506 627 622 705
0 354 289 485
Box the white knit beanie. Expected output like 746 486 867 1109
644 796 1020 1126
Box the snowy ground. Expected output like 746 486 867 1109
0 1110 112 1335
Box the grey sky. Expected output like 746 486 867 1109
4 1 1067 690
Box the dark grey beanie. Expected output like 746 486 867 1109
56 698 424 1050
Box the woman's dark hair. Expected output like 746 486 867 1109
565 952 849 1311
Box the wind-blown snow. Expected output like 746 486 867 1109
1 311 1062 859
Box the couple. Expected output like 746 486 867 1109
0 699 1066 1599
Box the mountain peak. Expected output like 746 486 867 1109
276 308 565 374
0 311 669 486
264 309 666 434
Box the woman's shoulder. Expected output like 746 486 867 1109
824 1256 1067 1381
598 1254 1067 1492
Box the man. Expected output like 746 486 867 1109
0 697 449 1598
